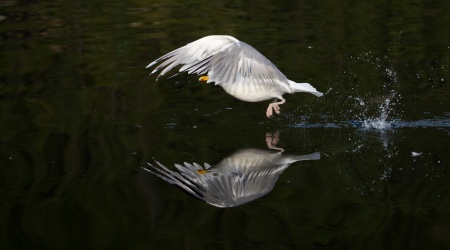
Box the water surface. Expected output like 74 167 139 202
1 0 450 249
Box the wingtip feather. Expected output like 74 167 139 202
146 61 157 69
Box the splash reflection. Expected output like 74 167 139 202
144 133 320 207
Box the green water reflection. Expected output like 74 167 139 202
1 0 450 249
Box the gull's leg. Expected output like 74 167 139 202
266 98 286 118
265 132 284 152
199 76 209 82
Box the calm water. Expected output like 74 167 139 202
1 0 450 249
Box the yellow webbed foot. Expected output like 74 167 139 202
199 76 209 82
197 169 209 175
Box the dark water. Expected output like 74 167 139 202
1 0 450 249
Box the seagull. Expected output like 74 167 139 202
146 35 323 117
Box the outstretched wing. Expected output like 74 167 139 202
147 35 290 89
147 35 237 78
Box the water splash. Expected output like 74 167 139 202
359 96 395 129
292 92 400 130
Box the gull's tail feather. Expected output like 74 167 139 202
288 80 323 97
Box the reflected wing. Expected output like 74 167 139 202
143 161 206 200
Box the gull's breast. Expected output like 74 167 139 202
219 80 290 102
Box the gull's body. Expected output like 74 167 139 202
147 35 323 117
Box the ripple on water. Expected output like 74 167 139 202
292 118 450 129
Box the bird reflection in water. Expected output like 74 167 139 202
144 132 320 207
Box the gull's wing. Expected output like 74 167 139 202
143 161 209 200
147 35 290 88
147 35 237 78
